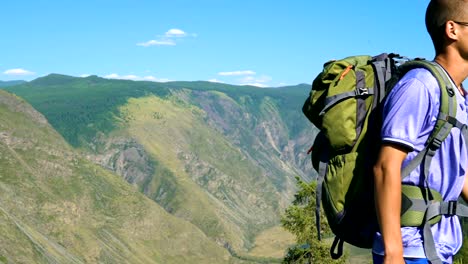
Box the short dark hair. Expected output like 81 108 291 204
426 0 468 54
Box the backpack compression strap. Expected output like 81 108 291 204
397 60 468 264
315 134 328 242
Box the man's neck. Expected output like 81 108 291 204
434 54 468 96
434 53 468 88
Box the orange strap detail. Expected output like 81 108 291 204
339 65 354 80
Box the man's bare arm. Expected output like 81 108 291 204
373 144 408 264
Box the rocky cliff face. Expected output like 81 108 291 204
88 137 155 186
188 88 314 182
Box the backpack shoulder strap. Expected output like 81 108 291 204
397 60 458 178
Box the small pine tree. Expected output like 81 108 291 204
281 177 347 264
454 206 468 263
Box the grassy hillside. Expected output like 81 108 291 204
4 74 317 257
0 90 232 263
115 94 281 249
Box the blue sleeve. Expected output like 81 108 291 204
381 70 438 151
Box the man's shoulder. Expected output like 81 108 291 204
398 68 439 90
390 68 440 99
383 67 440 126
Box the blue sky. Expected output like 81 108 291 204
1 0 432 87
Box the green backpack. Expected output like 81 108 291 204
302 53 468 264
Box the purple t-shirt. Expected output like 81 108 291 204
372 68 468 263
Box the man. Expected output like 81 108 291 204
373 0 468 263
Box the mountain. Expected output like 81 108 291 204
0 90 234 263
4 74 318 259
0 80 26 87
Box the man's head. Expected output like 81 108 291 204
426 0 468 54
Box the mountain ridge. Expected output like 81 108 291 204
22 73 311 89
0 80 27 87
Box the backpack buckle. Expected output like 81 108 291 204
429 137 443 150
448 201 457 216
447 86 455 97
357 87 369 95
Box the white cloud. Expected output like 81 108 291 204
104 73 171 82
239 75 272 88
241 75 271 83
3 68 35 76
143 75 171 82
243 83 269 88
208 79 224 83
80 74 91 77
138 28 195 47
104 73 120 79
122 74 139 80
218 70 256 76
104 73 138 80
214 70 273 87
166 29 187 37
137 39 176 47
240 76 256 82
143 76 157 81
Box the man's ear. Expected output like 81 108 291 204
445 21 459 40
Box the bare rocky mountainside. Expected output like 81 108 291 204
2 75 318 263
